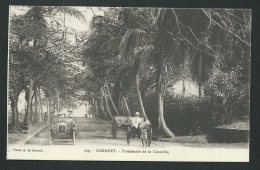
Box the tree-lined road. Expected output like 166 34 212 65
8 7 250 162
26 117 163 147
9 7 250 143
22 117 249 161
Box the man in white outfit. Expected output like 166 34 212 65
130 112 142 139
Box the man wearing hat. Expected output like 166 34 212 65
57 112 63 118
140 116 151 147
130 112 142 139
67 109 76 126
68 109 73 118
55 112 63 122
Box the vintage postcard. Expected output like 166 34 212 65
7 6 250 161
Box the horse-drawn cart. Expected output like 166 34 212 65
111 116 152 146
111 116 131 138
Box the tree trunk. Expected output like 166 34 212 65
11 96 18 126
98 97 105 118
29 91 35 123
16 103 19 124
86 101 89 118
198 82 202 98
182 79 186 96
95 99 98 117
24 79 33 125
49 98 52 115
156 64 175 138
123 95 131 116
102 87 107 119
37 88 43 122
157 92 175 137
33 87 38 123
92 99 97 117
118 92 122 113
100 95 105 116
135 74 147 118
104 95 114 120
105 82 120 116
47 99 50 123
52 97 56 113
198 55 202 98
10 91 19 129
97 101 104 118
56 88 60 113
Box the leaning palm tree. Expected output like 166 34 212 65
84 9 153 118
101 8 155 118
85 8 171 133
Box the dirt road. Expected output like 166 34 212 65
21 117 249 161
26 117 161 147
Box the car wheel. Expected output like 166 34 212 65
49 131 53 145
112 124 117 138
127 128 131 145
72 131 76 145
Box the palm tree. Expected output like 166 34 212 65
83 8 251 138
100 8 155 118
83 9 152 118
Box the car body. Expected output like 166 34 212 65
49 117 77 145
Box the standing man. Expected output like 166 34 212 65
68 110 76 128
140 116 151 147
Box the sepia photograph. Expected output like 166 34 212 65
7 6 251 161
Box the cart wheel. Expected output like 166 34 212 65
148 128 152 147
127 128 131 145
112 124 117 138
48 130 53 145
73 131 76 145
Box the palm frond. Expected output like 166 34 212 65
56 7 87 23
119 28 152 59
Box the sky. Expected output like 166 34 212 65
17 92 88 117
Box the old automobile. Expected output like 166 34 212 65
49 114 77 145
